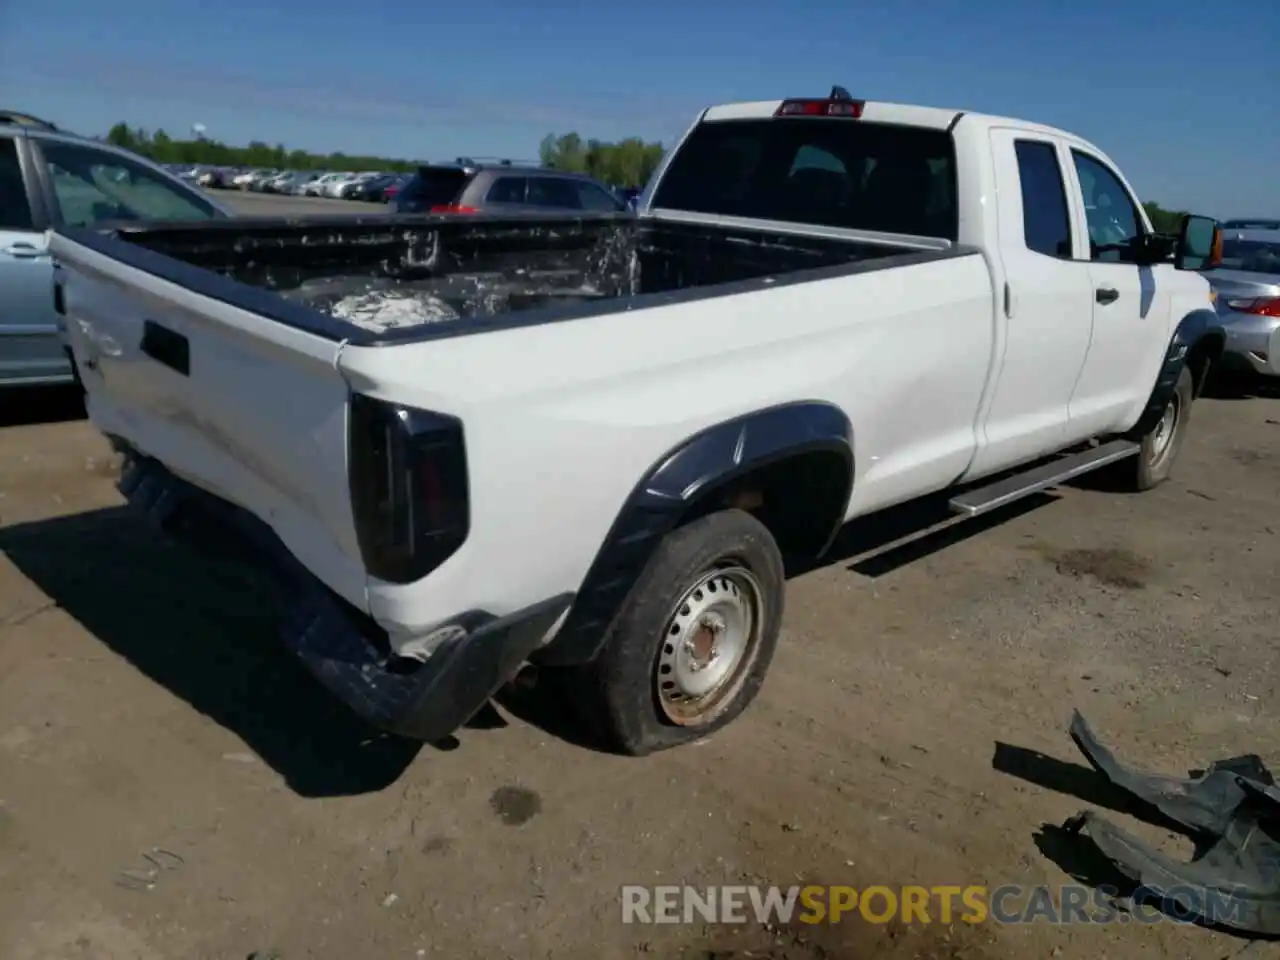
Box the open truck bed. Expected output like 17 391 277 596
54 211 958 342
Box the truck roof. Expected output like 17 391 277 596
699 97 1107 157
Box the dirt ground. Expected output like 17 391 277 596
1 384 1277 960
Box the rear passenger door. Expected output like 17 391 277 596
970 129 1094 476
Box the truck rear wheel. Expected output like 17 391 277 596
574 509 785 756
1121 364 1195 491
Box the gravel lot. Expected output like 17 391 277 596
219 190 387 217
1 251 1278 955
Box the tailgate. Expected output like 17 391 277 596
49 229 370 612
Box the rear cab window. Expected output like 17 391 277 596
1013 140 1073 258
650 116 958 240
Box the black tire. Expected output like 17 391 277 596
1118 364 1195 491
571 509 785 756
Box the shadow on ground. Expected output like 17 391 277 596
1 385 86 429
790 488 1057 579
1200 372 1280 401
0 454 1085 766
0 506 422 797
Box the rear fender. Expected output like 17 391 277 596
538 401 853 666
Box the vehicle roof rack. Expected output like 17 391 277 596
0 110 59 131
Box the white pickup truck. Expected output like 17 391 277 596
50 88 1225 755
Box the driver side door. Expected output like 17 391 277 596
1063 149 1174 436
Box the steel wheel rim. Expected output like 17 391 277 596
1151 393 1181 462
655 564 764 726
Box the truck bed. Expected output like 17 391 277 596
63 212 959 343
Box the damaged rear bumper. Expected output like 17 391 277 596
118 452 572 742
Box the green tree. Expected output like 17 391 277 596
539 131 665 187
106 123 136 150
1143 201 1189 234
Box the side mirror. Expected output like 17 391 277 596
1175 214 1222 271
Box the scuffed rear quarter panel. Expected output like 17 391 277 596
55 243 369 612
339 251 995 640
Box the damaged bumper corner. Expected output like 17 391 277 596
1063 709 1280 936
118 452 573 743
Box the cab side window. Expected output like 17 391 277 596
1013 140 1072 258
0 137 35 230
1070 150 1143 263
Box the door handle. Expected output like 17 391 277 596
141 320 189 375
2 242 48 259
1095 286 1120 305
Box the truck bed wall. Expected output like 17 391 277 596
108 215 899 323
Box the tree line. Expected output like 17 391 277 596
103 123 666 189
105 123 420 174
537 133 666 189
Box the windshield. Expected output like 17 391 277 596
1219 237 1280 275
651 117 958 240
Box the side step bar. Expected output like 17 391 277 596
948 439 1141 518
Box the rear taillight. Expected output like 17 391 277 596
429 204 479 214
348 394 469 584
1224 297 1280 318
775 98 864 118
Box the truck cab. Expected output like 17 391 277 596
640 96 1217 490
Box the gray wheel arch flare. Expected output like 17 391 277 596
538 401 854 666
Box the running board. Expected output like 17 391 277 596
948 440 1141 517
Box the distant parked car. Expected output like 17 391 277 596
240 169 280 192
334 171 383 199
197 167 234 189
232 168 266 189
342 172 399 202
323 172 371 198
381 175 408 204
304 172 347 196
1210 221 1280 385
393 162 627 215
261 171 306 193
286 171 323 195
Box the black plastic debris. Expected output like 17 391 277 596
1064 709 1280 936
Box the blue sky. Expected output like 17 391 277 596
2 0 1276 215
